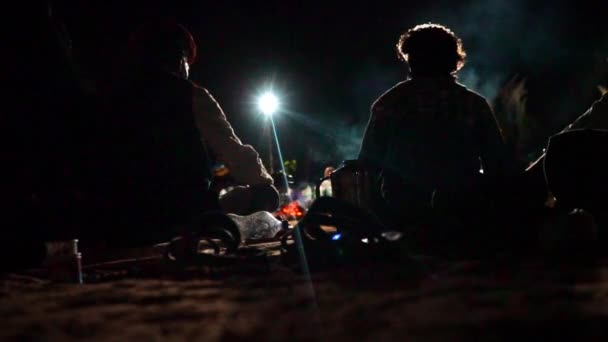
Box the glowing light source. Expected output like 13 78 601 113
332 233 342 241
258 92 279 116
279 201 305 218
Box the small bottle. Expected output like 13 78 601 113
227 211 286 243
44 239 83 284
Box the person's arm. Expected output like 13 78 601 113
358 88 400 171
358 108 386 171
192 86 273 186
528 94 608 170
476 97 517 180
564 93 608 132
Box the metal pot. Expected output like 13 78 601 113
316 160 375 212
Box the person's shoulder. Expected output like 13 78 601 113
189 81 217 101
189 80 208 93
577 93 608 130
454 81 490 105
593 92 608 109
454 82 490 107
371 80 412 115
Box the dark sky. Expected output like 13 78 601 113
37 0 608 179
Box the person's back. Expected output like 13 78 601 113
105 69 214 231
374 78 497 192
94 21 214 244
542 93 608 229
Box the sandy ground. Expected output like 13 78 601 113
2 247 608 341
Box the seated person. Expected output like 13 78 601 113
538 93 608 228
97 21 278 245
358 23 516 229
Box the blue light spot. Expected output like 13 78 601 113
332 233 342 241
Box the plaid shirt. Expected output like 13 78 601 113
359 76 511 201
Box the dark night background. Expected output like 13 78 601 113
4 2 608 335
8 0 608 186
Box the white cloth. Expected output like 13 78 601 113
191 85 273 186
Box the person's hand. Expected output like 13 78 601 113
218 184 279 215
209 173 235 193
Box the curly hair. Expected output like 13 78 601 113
396 23 466 76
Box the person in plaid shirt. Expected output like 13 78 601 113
359 23 515 229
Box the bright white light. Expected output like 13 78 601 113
258 92 279 116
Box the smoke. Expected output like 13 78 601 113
295 112 368 164
432 0 567 101
303 0 604 173
333 122 367 161
332 63 401 162
458 68 504 100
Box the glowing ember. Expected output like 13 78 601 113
277 201 305 219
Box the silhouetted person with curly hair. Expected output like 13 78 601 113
359 23 516 246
